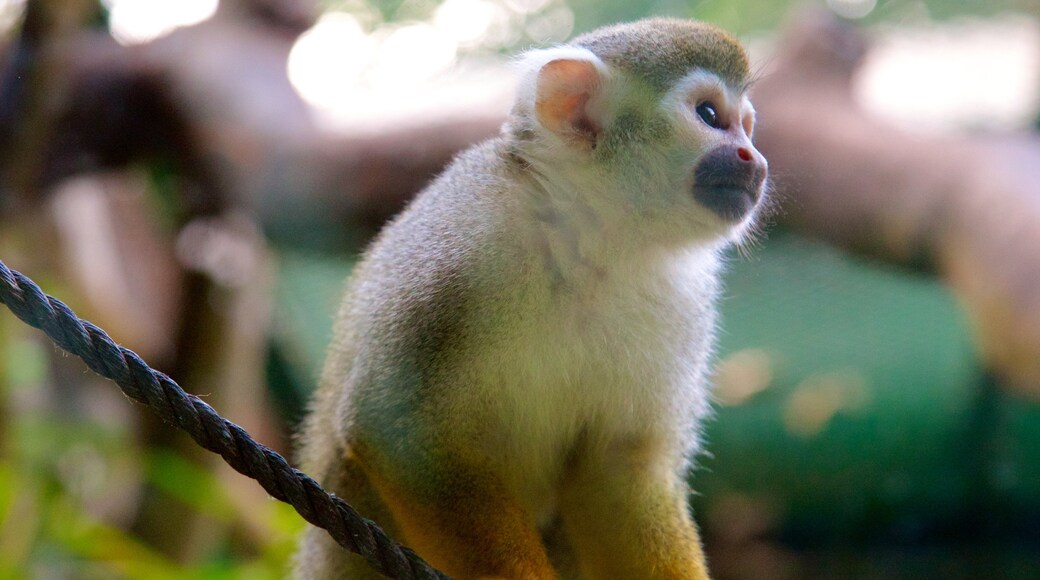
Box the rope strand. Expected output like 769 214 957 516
0 259 450 580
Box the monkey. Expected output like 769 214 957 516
294 17 768 580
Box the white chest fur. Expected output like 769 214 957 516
467 212 723 517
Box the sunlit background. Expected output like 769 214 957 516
2 0 1040 578
26 0 1030 129
103 0 218 45
282 0 577 126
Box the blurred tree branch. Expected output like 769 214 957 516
0 0 502 251
0 0 322 562
0 0 100 213
752 11 1040 397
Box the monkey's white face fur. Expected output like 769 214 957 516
512 46 767 250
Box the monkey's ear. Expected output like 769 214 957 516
521 48 609 150
535 58 603 148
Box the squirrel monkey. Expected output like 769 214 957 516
295 18 767 580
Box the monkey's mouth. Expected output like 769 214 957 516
691 183 761 221
690 146 767 222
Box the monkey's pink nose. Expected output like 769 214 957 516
737 147 753 162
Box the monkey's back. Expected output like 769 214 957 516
298 136 536 474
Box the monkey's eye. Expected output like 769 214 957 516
695 101 721 129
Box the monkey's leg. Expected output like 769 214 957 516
362 460 557 580
295 449 402 580
558 441 710 580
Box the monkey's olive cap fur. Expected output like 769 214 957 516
572 18 750 92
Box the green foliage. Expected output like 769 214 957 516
145 451 239 524
689 232 1040 566
269 250 357 424
0 341 303 578
695 233 982 539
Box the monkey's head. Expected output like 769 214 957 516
510 18 768 244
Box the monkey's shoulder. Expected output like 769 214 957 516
338 138 535 351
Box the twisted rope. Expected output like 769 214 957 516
0 259 450 580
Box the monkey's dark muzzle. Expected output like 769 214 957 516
691 145 767 221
